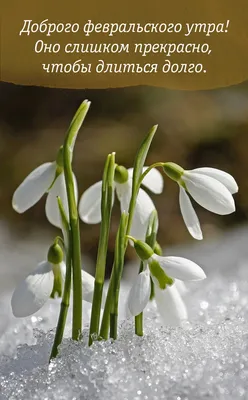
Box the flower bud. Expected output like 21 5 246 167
114 165 129 184
163 162 184 183
47 243 63 265
133 240 154 261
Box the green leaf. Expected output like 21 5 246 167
96 152 116 283
132 125 158 196
57 196 70 250
90 152 116 343
125 125 158 240
101 154 111 215
106 152 116 217
64 100 91 154
100 152 115 221
110 211 129 339
115 211 129 274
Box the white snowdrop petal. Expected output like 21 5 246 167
179 187 203 240
128 270 151 316
152 254 206 281
78 181 103 224
174 279 188 296
115 179 132 207
155 284 188 327
45 173 78 228
183 172 235 215
128 167 164 194
82 270 95 303
11 261 54 318
131 189 156 241
191 167 238 194
12 162 56 213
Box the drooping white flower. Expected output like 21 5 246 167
163 163 238 240
128 255 206 326
128 268 151 316
150 253 206 281
127 246 206 326
45 172 78 228
11 260 63 318
11 253 94 319
127 267 189 327
79 166 163 241
12 149 78 228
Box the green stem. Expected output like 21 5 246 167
138 162 164 187
70 218 82 340
100 213 127 340
89 153 115 345
110 213 127 340
99 269 114 339
110 314 118 339
135 313 143 336
63 100 90 340
49 235 72 360
135 260 144 336
50 198 72 360
134 210 159 336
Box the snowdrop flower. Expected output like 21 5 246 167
79 165 163 241
11 242 94 318
163 162 238 240
12 147 78 228
127 238 206 326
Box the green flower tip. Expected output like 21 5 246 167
50 264 63 299
149 259 174 290
163 162 184 182
114 165 129 184
47 243 64 265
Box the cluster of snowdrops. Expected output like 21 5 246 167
10 100 238 360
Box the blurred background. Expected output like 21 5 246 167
0 81 247 283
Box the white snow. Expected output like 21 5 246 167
1 224 248 399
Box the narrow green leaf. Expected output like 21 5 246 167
132 125 158 195
101 154 111 216
125 125 158 240
89 152 116 344
50 197 72 360
57 196 70 249
116 211 128 267
64 100 91 154
110 211 129 339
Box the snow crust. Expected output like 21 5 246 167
1 225 248 399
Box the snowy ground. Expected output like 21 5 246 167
1 223 248 399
